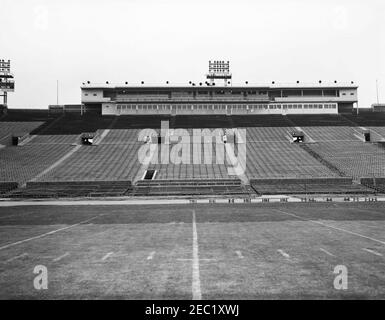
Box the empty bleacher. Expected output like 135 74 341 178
246 127 292 142
250 178 372 195
8 181 132 198
360 177 385 194
0 144 75 185
0 182 18 195
147 141 232 180
232 115 290 127
38 143 143 182
132 179 251 197
245 141 337 179
0 121 45 145
344 113 385 127
305 141 385 179
31 114 115 135
287 114 351 127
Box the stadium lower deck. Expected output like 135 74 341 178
1 111 385 198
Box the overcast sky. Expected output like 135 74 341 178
1 0 384 108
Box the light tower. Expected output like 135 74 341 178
206 60 232 86
0 59 15 109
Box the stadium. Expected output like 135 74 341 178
1 58 385 300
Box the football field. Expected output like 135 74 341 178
0 202 384 299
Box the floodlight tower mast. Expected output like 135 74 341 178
0 59 15 108
206 60 232 86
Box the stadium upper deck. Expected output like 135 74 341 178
81 82 358 116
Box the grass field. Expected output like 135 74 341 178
0 202 384 299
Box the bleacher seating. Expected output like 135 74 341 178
0 144 74 185
132 179 251 197
360 177 385 194
38 143 143 182
0 182 18 195
305 141 385 179
245 141 336 179
0 122 45 145
172 115 232 128
250 178 372 195
147 141 232 180
0 110 55 122
8 181 132 198
231 115 290 127
2 110 385 198
287 114 351 126
344 113 385 127
31 114 115 135
299 126 361 142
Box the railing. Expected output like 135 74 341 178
115 96 270 102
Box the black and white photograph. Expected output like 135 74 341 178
0 0 385 311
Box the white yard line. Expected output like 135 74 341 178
362 248 383 257
235 250 244 259
53 252 69 262
0 214 103 251
319 248 336 257
192 209 202 300
5 253 28 263
147 251 155 260
102 252 114 261
277 249 290 259
274 209 385 246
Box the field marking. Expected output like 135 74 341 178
319 248 336 257
147 251 155 260
6 253 28 263
192 209 202 300
53 252 69 262
362 248 383 257
274 209 385 246
277 249 290 259
235 250 244 259
177 258 215 261
102 252 114 261
0 214 104 251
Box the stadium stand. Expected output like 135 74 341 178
0 121 45 145
113 115 171 129
132 179 251 197
37 143 143 182
360 177 385 194
2 110 385 198
305 141 385 179
0 109 55 122
245 141 337 179
246 127 292 142
344 113 385 127
0 182 18 195
232 115 290 127
0 144 75 184
250 178 372 195
8 181 132 198
147 141 232 180
31 113 115 135
286 114 352 127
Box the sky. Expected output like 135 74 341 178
1 0 385 108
